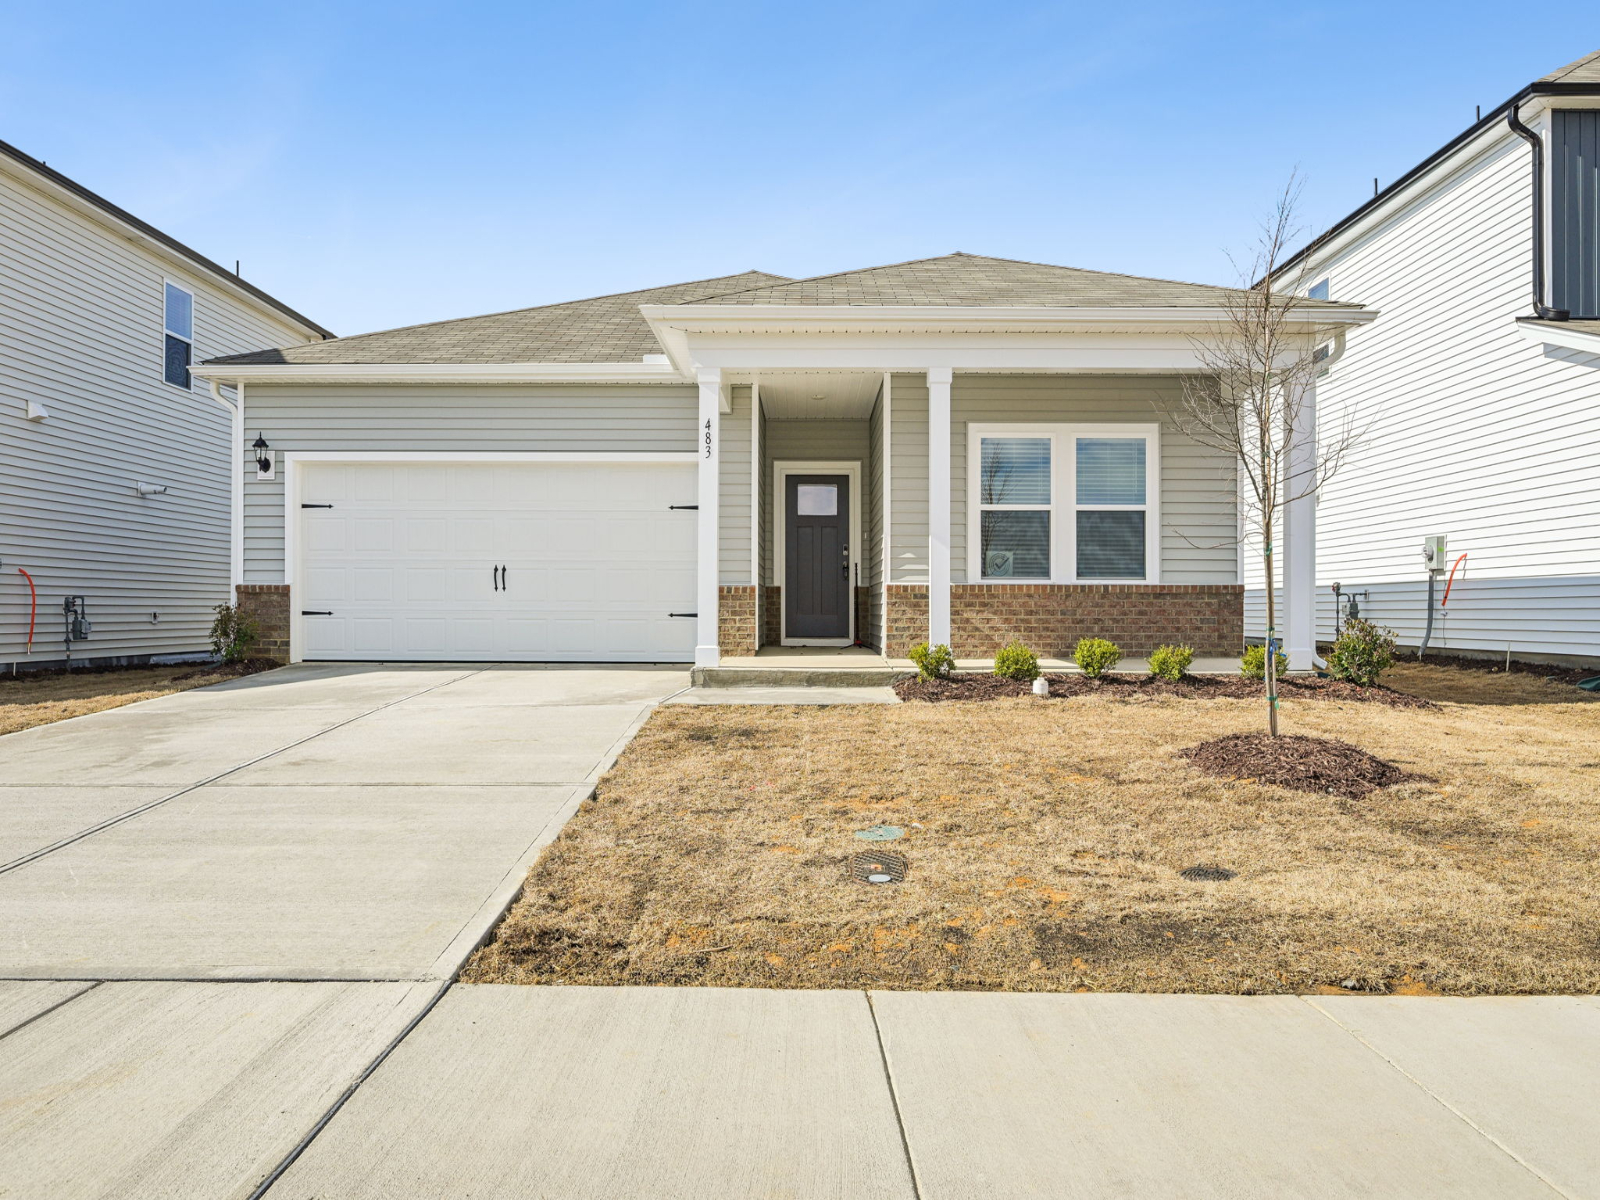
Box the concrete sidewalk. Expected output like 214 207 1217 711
263 987 1599 1199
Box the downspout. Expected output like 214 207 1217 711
207 379 245 594
1507 102 1571 322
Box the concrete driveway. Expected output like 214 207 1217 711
0 663 685 980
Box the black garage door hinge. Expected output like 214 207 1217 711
301 503 334 509
668 504 698 510
300 610 334 616
668 612 698 618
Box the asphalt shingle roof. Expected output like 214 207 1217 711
207 271 788 365
1540 48 1600 84
689 252 1283 308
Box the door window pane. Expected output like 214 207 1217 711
980 438 1051 505
1076 439 1145 505
981 510 1050 578
1076 511 1145 578
796 485 837 516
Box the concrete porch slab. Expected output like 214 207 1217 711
0 784 580 979
871 991 1553 1199
0 980 431 1200
266 985 916 1200
666 686 900 705
0 980 95 1035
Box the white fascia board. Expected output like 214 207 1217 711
191 361 691 384
1515 318 1600 355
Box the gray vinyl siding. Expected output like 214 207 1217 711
720 385 752 585
888 374 929 583
950 376 1237 584
0 167 318 664
241 383 695 582
761 418 871 587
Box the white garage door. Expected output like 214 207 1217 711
296 461 697 662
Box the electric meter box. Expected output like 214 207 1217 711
1423 534 1449 573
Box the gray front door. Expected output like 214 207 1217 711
784 474 851 639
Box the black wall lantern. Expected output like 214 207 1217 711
251 433 271 473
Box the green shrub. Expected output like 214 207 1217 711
993 640 1040 681
1073 637 1121 679
909 641 954 681
1148 643 1194 682
1239 643 1287 680
209 603 258 663
1325 617 1397 687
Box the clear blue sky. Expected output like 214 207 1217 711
6 2 1597 337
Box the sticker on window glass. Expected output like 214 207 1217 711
796 485 838 516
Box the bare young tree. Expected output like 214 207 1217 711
1178 176 1364 736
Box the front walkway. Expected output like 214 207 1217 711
2 666 1595 1198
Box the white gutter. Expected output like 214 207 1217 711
207 380 245 592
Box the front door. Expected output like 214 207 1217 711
784 474 851 640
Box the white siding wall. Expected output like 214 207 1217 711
240 383 696 583
1252 127 1600 661
0 168 317 665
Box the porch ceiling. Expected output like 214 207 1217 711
747 371 882 419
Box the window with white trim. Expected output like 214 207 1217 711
970 424 1158 583
163 281 193 388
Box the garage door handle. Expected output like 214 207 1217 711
301 610 333 616
492 565 501 591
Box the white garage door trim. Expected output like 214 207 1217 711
284 452 698 663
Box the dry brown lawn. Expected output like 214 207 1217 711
0 662 267 736
464 662 1600 996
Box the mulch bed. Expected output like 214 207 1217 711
1406 650 1598 687
895 672 1437 709
1178 732 1411 798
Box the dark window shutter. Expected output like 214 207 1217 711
164 334 191 388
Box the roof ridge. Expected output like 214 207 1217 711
292 270 790 349
688 252 983 302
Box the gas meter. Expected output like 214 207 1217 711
63 595 91 643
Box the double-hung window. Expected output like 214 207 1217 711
163 282 193 389
970 424 1158 583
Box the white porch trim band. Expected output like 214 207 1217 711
1283 376 1318 671
696 367 722 667
927 367 953 648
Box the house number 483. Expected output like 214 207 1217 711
704 418 714 458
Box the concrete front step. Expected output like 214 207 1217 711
690 666 910 688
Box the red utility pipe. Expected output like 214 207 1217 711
17 568 36 653
1441 553 1468 607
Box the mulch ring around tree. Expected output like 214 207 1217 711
1178 732 1412 798
894 672 1437 709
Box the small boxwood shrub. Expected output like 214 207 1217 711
1148 643 1194 682
993 639 1040 681
909 641 954 681
1325 617 1397 687
1239 643 1287 680
1073 637 1121 679
209 603 258 663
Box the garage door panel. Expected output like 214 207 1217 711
299 462 696 662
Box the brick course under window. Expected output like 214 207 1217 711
883 583 1241 658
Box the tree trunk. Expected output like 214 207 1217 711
1263 517 1280 738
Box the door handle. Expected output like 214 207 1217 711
501 564 507 591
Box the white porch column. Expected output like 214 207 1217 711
926 367 952 648
695 367 722 667
1283 376 1318 671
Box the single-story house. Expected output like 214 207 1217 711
195 254 1371 669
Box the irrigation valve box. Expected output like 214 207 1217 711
1422 534 1449 574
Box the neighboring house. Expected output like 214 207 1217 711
0 139 330 669
1260 47 1600 666
197 254 1370 668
